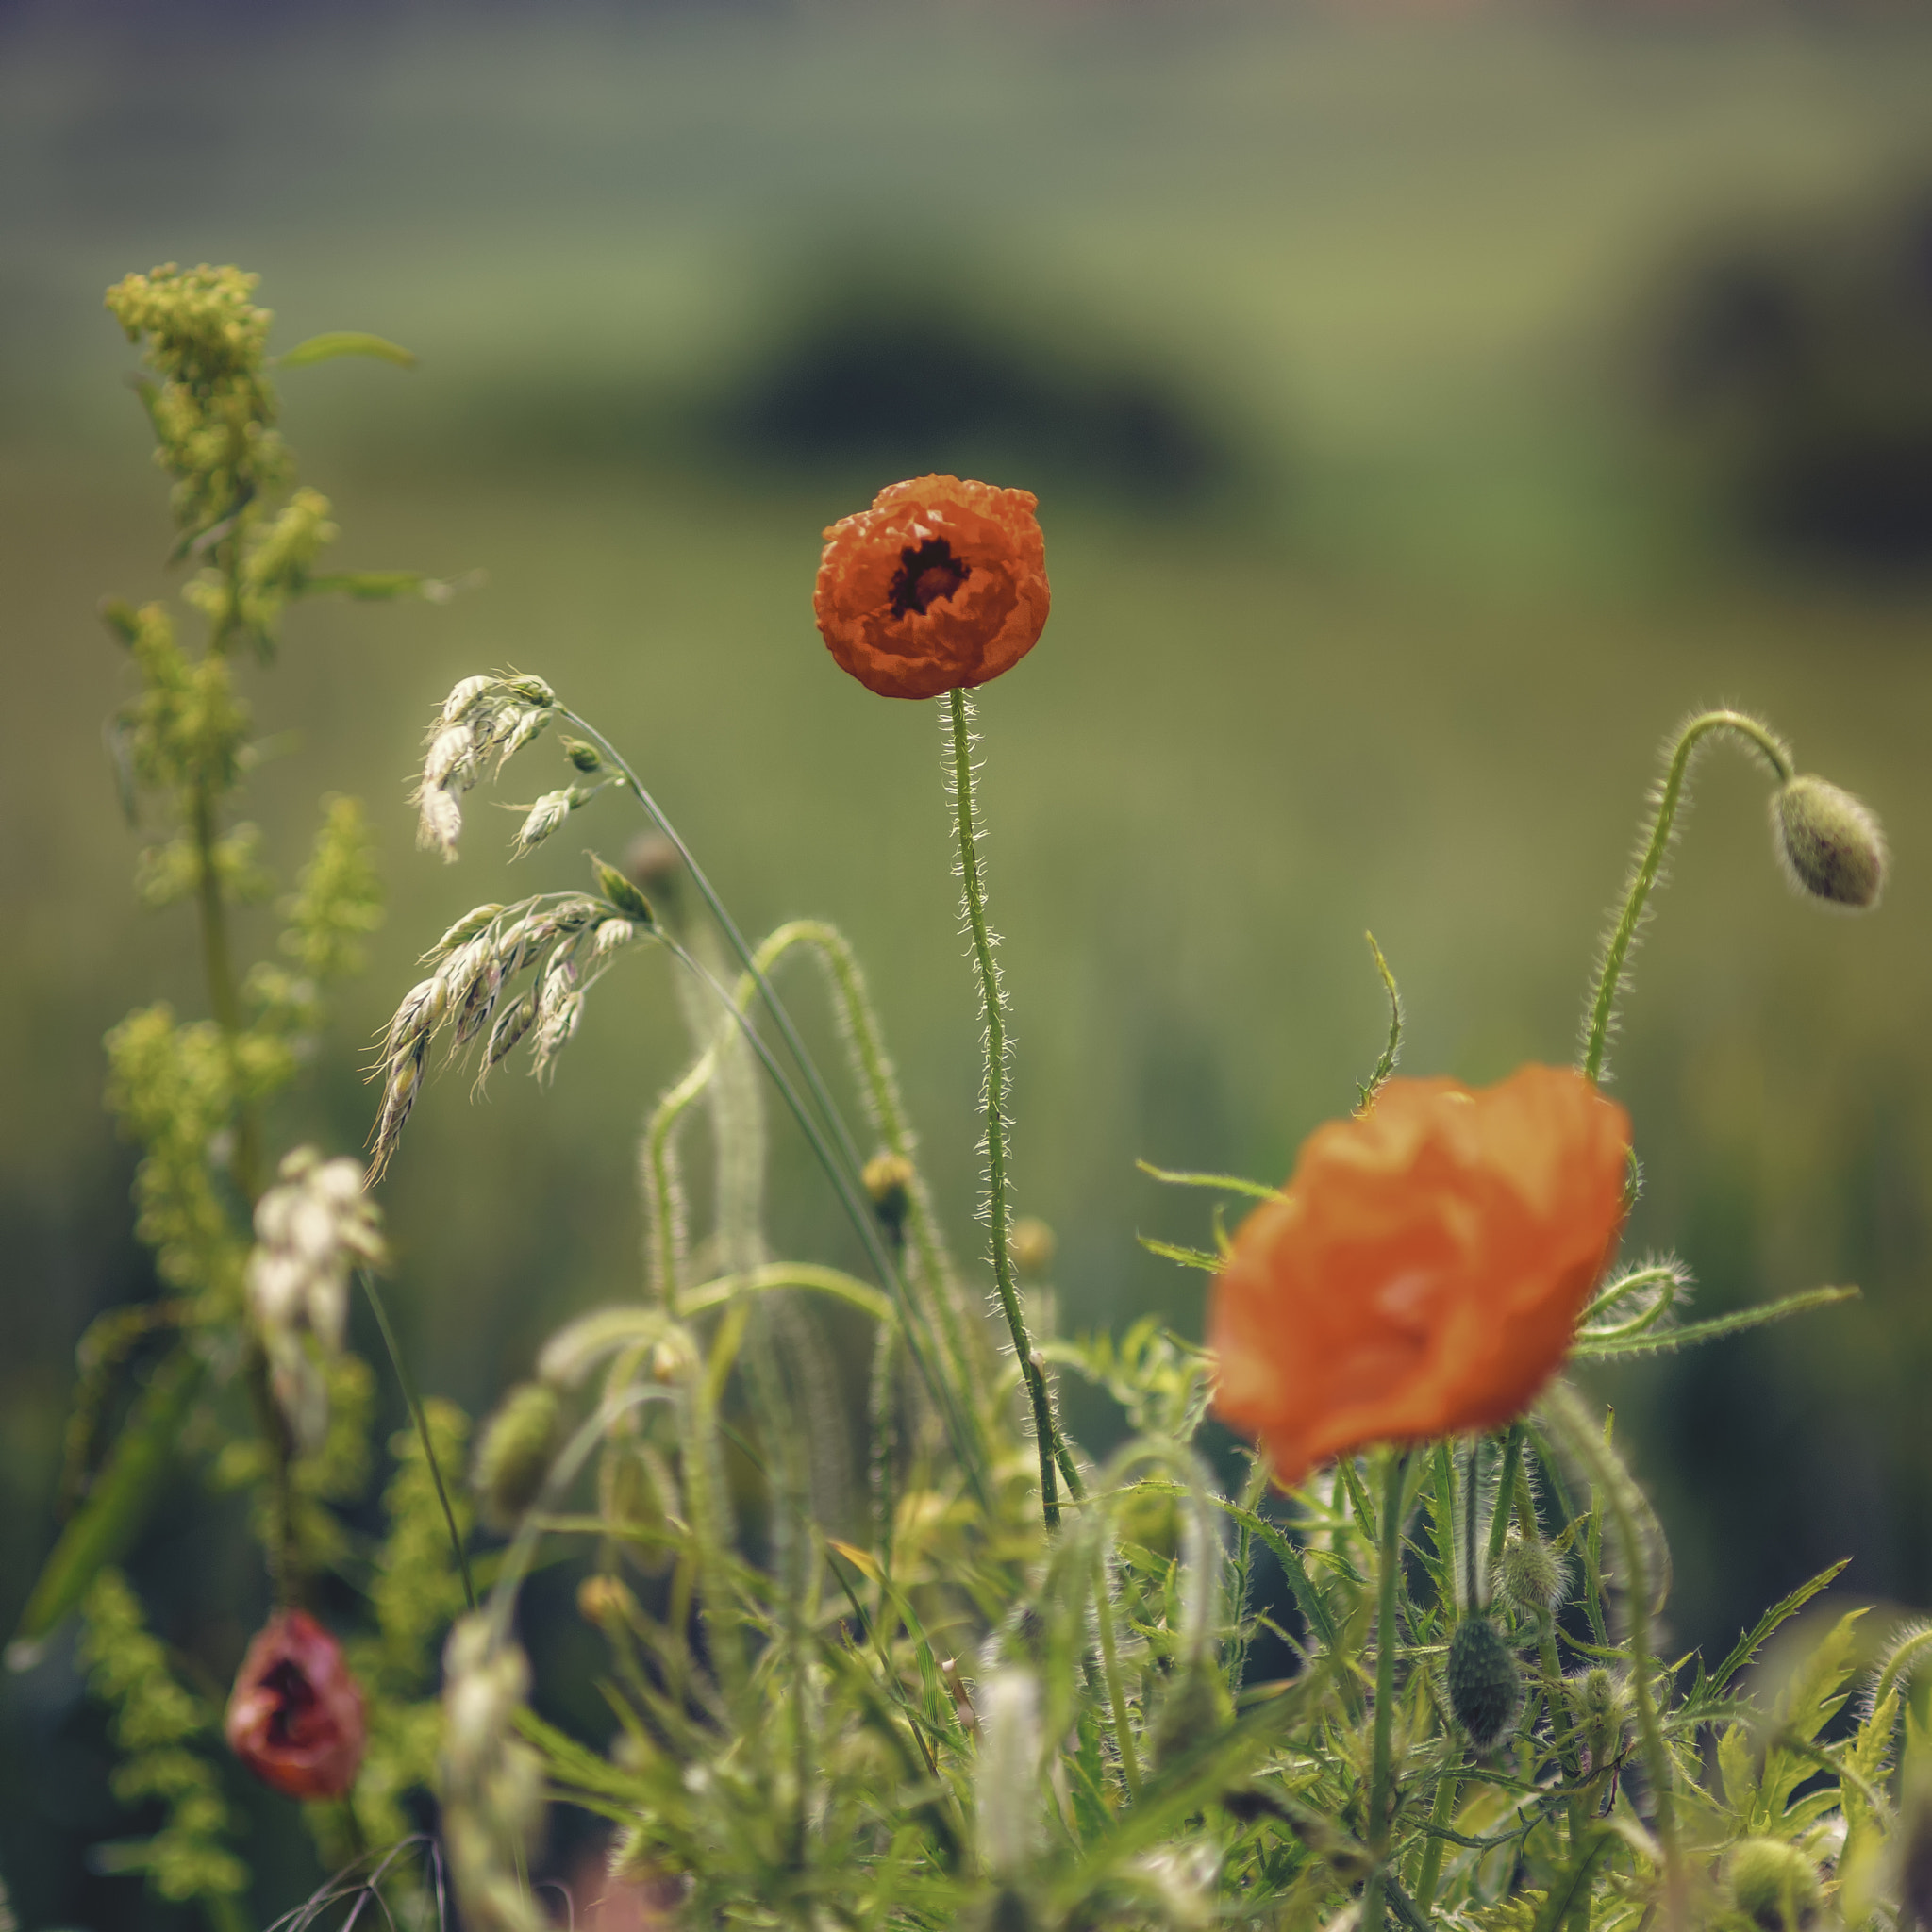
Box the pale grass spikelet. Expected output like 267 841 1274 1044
513 788 580 858
591 916 638 958
412 674 558 863
246 1148 386 1453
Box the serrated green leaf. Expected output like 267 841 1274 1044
1135 1158 1286 1203
1569 1286 1857 1360
276 330 417 370
1704 1559 1850 1700
1135 1234 1222 1272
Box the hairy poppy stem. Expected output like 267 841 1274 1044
944 688 1077 1530
1581 709 1792 1087
1362 1447 1411 1932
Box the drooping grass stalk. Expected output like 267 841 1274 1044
1361 1447 1411 1932
642 919 979 1413
557 707 989 1497
1581 710 1792 1086
358 1268 475 1611
658 935 988 1510
944 686 1075 1530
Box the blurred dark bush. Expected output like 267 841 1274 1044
711 275 1243 508
1641 181 1932 568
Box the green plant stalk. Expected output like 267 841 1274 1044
1362 1447 1410 1932
945 686 1072 1530
1411 1757 1460 1914
1581 709 1792 1086
1094 1556 1142 1801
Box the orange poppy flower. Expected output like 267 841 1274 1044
814 475 1050 699
1208 1065 1630 1488
225 1608 367 1800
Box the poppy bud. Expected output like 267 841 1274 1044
1447 1613 1522 1755
1565 1665 1630 1775
473 1382 562 1531
225 1608 367 1800
1725 1837 1820 1931
1152 1661 1235 1772
1009 1217 1056 1277
1497 1532 1568 1616
1773 774 1888 909
862 1153 915 1241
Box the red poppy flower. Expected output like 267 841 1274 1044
224 1608 367 1800
813 475 1050 699
1208 1065 1630 1488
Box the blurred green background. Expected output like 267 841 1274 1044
3 0 1930 1921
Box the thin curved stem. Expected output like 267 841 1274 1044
1581 709 1792 1086
944 687 1074 1530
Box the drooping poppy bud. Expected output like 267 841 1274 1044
225 1608 367 1800
1773 774 1888 909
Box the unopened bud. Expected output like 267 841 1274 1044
473 1382 562 1531
1497 1532 1567 1616
1565 1665 1629 1774
592 856 654 925
1725 1837 1820 1931
649 1334 695 1384
561 737 603 774
862 1153 914 1240
1447 1613 1522 1755
576 1574 638 1627
1774 774 1888 910
625 832 682 895
1009 1217 1056 1277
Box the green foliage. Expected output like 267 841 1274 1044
75 1569 247 1907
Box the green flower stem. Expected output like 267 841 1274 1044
944 686 1074 1531
1094 1561 1142 1801
1542 1383 1680 1921
1362 1447 1411 1932
1581 710 1792 1086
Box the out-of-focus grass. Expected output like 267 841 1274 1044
3 7 1932 1918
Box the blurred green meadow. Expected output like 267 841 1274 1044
4 2 1932 1918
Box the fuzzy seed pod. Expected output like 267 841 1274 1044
1773 774 1888 909
473 1382 562 1531
1447 1613 1522 1754
1725 1837 1820 1931
1497 1532 1567 1616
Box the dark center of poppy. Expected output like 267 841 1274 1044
261 1657 318 1744
890 538 969 617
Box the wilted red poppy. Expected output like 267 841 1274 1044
1208 1065 1630 1488
224 1608 367 1800
813 475 1050 699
